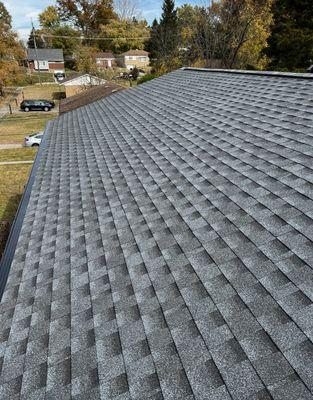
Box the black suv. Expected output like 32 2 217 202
20 100 54 112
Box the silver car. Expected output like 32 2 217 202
24 132 43 147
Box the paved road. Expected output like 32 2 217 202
0 144 23 150
0 160 33 166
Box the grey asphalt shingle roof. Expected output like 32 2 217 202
2 67 313 399
27 48 64 62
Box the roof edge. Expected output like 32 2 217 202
0 121 51 300
182 67 313 79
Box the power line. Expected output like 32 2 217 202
34 33 150 41
31 19 42 86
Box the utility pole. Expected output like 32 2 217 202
31 19 42 86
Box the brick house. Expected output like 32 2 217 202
94 52 116 70
27 48 64 73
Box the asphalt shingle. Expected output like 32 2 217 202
1 68 313 399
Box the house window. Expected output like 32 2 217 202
139 57 147 62
34 60 49 70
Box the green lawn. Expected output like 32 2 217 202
0 113 53 144
0 148 37 162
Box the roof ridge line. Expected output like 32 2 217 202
182 67 313 79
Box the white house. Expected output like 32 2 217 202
62 73 106 97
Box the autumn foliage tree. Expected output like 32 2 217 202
0 2 24 93
99 18 149 53
57 0 116 37
176 0 273 70
37 0 150 67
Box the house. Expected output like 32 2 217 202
26 48 64 72
94 51 116 69
59 81 125 114
61 73 106 97
118 49 149 69
2 68 313 399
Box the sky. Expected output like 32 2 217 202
4 0 203 40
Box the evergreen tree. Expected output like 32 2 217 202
145 19 159 59
27 30 46 49
266 0 313 71
158 0 179 59
145 0 180 73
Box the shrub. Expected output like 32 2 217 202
137 73 158 85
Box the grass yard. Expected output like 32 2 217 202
0 164 33 257
0 113 53 144
0 164 32 223
0 148 37 162
22 83 64 102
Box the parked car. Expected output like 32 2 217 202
24 132 43 147
55 72 65 81
20 100 53 112
38 99 55 107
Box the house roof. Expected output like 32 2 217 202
59 82 125 114
26 48 64 62
94 51 116 59
61 73 106 85
121 49 149 56
2 67 313 399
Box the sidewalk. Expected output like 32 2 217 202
0 160 33 166
0 144 23 150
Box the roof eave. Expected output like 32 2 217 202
182 67 313 79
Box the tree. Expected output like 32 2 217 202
0 2 25 93
99 18 150 53
237 0 273 69
74 45 99 72
38 6 81 59
131 66 139 80
114 0 141 20
57 0 116 37
266 0 313 71
217 0 272 69
146 0 180 73
27 29 46 48
39 6 60 29
145 19 159 59
183 0 272 70
49 26 81 58
0 2 11 29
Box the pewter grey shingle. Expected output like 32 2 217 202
26 48 64 62
2 67 313 399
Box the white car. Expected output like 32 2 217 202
24 132 43 147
